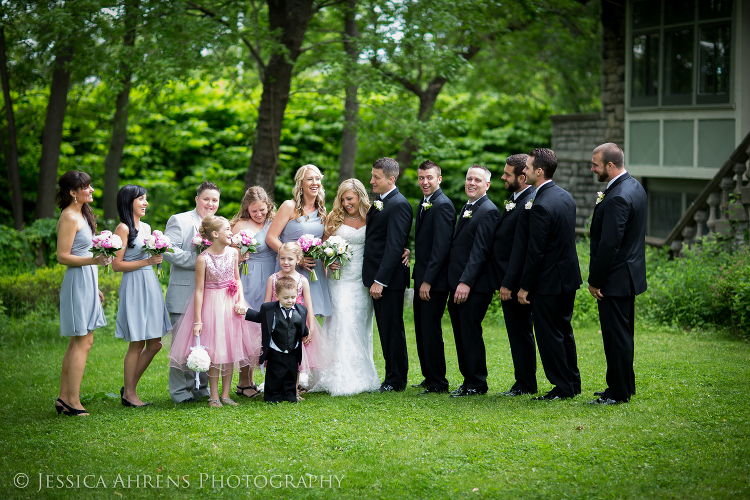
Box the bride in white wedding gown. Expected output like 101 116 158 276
310 179 381 395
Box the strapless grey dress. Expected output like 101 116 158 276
59 223 107 336
115 223 172 342
277 209 332 317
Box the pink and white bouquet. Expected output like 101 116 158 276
89 230 123 274
297 233 323 281
191 234 212 255
142 230 173 278
231 229 259 275
321 235 352 280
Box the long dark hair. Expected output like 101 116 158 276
117 185 148 248
57 171 97 233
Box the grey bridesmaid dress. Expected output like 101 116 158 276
240 220 277 310
277 209 332 317
59 223 107 336
115 223 172 341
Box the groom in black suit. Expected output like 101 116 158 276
412 160 456 394
363 157 413 392
489 154 537 396
588 143 647 404
447 164 500 397
518 148 582 401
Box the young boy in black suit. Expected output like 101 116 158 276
236 275 309 403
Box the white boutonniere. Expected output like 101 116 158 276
504 200 516 211
596 191 605 205
525 200 533 210
374 200 383 211
463 210 472 219
422 201 432 211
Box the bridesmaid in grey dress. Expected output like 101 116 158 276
112 185 171 407
55 171 112 417
266 164 332 318
230 186 277 398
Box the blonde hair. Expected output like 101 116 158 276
292 164 327 222
278 241 304 264
325 179 370 236
230 186 276 228
199 215 228 241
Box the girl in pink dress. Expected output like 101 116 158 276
169 216 260 408
264 242 334 398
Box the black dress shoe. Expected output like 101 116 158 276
418 387 449 395
499 388 531 397
377 384 396 393
593 390 606 397
450 387 487 398
532 392 569 401
449 385 464 396
176 397 197 404
587 397 622 405
411 380 427 388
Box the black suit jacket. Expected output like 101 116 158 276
588 173 648 296
363 187 413 290
519 181 582 295
489 186 535 292
413 188 456 291
448 195 500 293
245 302 309 365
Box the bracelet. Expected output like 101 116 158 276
194 322 203 325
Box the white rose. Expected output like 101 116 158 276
192 235 203 245
324 247 334 257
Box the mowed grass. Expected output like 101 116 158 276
2 308 749 499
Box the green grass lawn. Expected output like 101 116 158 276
2 308 749 499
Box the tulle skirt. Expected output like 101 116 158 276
168 281 261 376
299 319 335 374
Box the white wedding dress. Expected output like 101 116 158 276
309 224 381 395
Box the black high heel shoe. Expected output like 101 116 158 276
55 398 66 415
60 400 89 416
121 387 152 407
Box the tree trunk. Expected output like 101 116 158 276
338 0 359 184
103 0 139 221
395 77 446 177
244 0 315 195
0 26 23 230
34 43 73 220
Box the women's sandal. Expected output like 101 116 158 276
235 384 262 398
60 400 89 417
55 398 66 415
208 399 223 408
220 397 238 407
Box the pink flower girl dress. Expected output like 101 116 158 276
169 248 261 375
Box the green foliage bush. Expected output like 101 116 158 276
0 218 58 273
0 264 121 318
642 239 750 338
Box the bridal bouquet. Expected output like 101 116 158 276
298 234 323 281
142 230 173 277
90 230 123 274
192 234 212 254
231 229 259 275
321 235 352 280
187 340 210 390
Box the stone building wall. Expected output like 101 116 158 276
551 114 606 228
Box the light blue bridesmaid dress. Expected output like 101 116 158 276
115 223 171 341
59 223 107 336
277 209 332 317
240 220 277 310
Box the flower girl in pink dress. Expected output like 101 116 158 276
169 216 260 407
264 242 334 398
